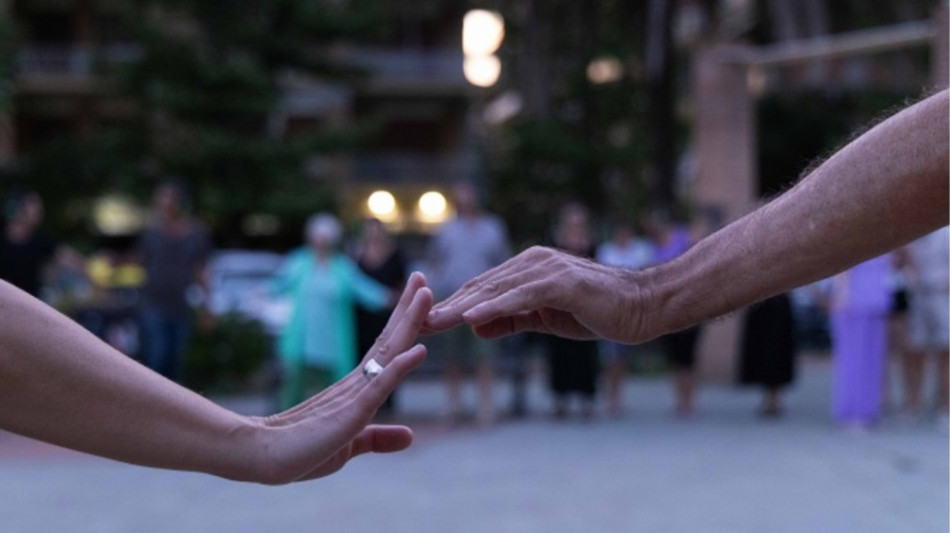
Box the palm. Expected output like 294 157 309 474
244 273 432 485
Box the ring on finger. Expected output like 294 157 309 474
362 358 385 380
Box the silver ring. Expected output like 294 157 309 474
362 358 384 379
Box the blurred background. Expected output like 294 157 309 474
0 1 947 532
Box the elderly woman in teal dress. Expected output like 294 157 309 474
272 214 392 409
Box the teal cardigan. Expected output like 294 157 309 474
272 249 389 381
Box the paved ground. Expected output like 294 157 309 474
0 356 946 533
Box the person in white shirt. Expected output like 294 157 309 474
595 220 655 415
901 227 949 423
428 182 510 425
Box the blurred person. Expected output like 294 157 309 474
651 212 703 416
547 204 600 420
830 255 893 429
901 227 949 426
273 214 393 410
428 182 510 425
790 279 833 350
136 180 211 383
424 91 947 390
0 188 85 298
882 250 911 414
595 219 654 415
354 218 407 415
0 273 432 484
739 293 797 418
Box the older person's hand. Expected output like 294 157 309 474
424 247 653 344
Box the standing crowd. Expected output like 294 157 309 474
1 180 946 431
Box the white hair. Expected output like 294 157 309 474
305 213 342 246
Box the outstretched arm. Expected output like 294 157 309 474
426 89 949 343
0 273 433 484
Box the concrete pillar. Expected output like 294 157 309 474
933 5 949 90
690 45 756 382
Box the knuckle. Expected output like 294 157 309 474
526 245 550 259
512 284 534 303
460 277 481 292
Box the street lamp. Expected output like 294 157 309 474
367 190 398 222
417 191 448 223
587 57 624 84
463 9 504 88
463 10 505 57
464 55 502 88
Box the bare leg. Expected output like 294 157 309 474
445 361 463 421
937 350 949 414
580 395 596 421
476 360 496 426
760 388 783 418
902 350 925 414
552 395 568 419
606 358 625 416
674 368 695 416
884 315 906 413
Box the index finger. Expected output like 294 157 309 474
424 260 534 333
363 277 432 367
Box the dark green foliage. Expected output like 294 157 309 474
106 0 383 213
487 1 653 246
15 1 386 244
184 312 270 393
757 90 909 198
0 15 14 113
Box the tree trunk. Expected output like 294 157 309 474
646 0 676 211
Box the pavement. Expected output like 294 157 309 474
0 356 946 533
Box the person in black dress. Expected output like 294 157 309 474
354 218 407 415
0 189 61 297
740 293 797 417
0 189 87 299
546 203 599 420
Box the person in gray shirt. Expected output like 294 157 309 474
429 182 509 425
136 180 211 383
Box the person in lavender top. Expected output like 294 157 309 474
830 254 893 429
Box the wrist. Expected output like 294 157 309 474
210 416 273 483
632 257 693 341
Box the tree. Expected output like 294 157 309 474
487 1 653 245
21 0 386 248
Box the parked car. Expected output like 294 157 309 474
207 250 290 336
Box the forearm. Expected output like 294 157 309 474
641 90 949 336
0 281 259 479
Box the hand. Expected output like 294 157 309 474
247 272 432 485
424 247 651 344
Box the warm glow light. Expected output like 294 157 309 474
586 57 624 84
418 191 447 220
463 10 505 57
367 190 397 219
93 195 144 236
464 55 501 88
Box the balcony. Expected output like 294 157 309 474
15 43 143 91
339 47 466 93
350 153 472 185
